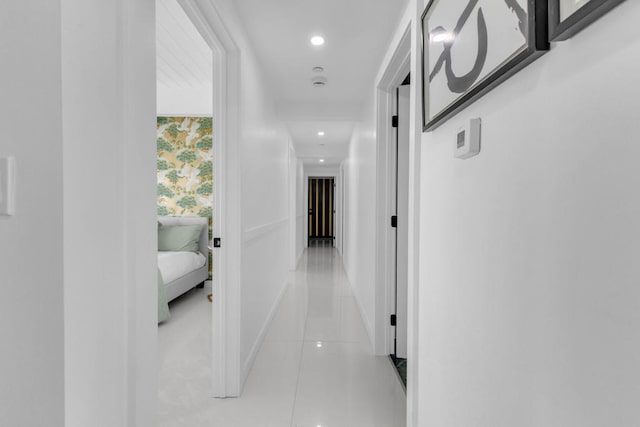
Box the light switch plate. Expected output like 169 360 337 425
0 157 15 216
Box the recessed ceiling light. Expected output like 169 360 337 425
316 341 323 348
311 76 327 87
310 35 325 46
319 159 325 163
312 66 324 73
317 131 325 136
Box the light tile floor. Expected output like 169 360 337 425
158 246 406 427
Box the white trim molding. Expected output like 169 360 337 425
373 4 422 426
179 0 243 398
374 23 411 357
406 2 423 424
243 218 288 244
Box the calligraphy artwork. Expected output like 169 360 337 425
549 0 626 41
422 0 548 131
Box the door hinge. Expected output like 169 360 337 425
391 115 399 128
391 216 397 228
390 314 397 326
213 237 221 248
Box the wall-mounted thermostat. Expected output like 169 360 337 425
0 156 15 216
455 118 481 159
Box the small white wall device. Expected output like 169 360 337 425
455 118 481 159
0 156 15 216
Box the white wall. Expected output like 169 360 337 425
289 147 305 269
157 85 213 116
212 0 292 385
342 96 378 346
296 159 305 263
0 2 65 425
62 0 157 426
417 1 640 426
304 165 340 177
1 1 157 426
341 4 413 357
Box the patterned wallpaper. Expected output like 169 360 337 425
157 116 213 278
157 116 212 216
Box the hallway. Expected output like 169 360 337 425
158 246 406 426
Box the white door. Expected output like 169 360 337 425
394 83 410 359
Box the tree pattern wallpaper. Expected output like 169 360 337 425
157 116 213 278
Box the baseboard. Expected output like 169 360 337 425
341 257 376 352
351 282 376 352
293 247 304 270
240 278 289 388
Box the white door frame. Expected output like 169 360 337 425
374 19 424 427
375 9 424 426
374 24 411 357
304 170 340 248
394 84 411 360
179 0 242 397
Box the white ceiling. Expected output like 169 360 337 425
157 0 407 166
156 0 212 91
288 121 354 166
231 0 407 165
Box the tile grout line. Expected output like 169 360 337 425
288 269 312 427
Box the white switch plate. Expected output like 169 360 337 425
0 157 15 216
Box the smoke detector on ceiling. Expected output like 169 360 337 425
312 66 324 73
312 76 327 87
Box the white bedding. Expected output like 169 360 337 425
157 251 206 284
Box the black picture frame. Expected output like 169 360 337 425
549 0 626 41
421 0 549 132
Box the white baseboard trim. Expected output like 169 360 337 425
341 257 376 352
351 282 376 353
240 278 289 388
293 247 304 270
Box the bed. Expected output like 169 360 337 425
157 216 209 322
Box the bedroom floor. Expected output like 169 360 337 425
157 246 406 427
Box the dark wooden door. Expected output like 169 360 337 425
308 178 334 242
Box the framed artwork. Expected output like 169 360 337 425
549 0 626 41
422 0 549 131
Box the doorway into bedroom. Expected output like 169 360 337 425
155 0 218 415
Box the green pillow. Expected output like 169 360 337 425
158 224 202 252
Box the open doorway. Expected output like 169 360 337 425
155 0 217 414
308 177 335 247
162 0 243 400
155 0 245 410
389 74 410 388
